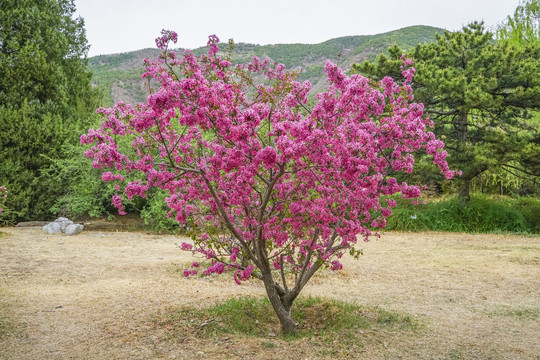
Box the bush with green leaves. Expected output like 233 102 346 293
385 194 537 234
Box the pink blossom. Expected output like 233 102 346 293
184 269 198 277
181 242 193 251
155 29 178 49
233 265 255 284
101 172 124 182
82 31 455 298
381 208 392 217
203 262 225 276
330 260 343 271
111 194 126 215
207 35 220 56
259 146 277 169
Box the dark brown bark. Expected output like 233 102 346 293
459 165 488 208
457 111 470 207
263 230 338 333
457 112 468 144
458 179 471 208
260 269 297 334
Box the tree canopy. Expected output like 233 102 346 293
0 0 99 222
354 22 540 205
497 0 540 46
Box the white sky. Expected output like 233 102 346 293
74 0 520 57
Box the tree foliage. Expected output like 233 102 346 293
82 31 453 333
0 186 6 217
0 0 99 221
354 22 540 205
497 0 540 46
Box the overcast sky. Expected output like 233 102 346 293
74 0 520 57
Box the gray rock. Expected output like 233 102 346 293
65 224 83 236
44 222 62 235
54 217 73 231
42 217 83 236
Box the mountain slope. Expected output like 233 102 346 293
88 25 444 106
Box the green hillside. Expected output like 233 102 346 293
88 25 444 106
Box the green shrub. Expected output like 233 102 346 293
385 198 430 232
510 196 540 233
386 194 537 234
140 189 181 233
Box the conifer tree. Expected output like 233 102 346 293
354 22 540 205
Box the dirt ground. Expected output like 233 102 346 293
0 227 539 360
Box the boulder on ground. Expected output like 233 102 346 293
43 218 84 236
65 224 84 236
55 217 73 231
43 222 62 235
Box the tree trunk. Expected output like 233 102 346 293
260 271 297 334
457 112 468 144
459 178 471 208
457 111 470 208
266 283 296 333
274 300 296 334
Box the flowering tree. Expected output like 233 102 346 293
82 30 455 334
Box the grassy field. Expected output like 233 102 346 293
0 228 539 359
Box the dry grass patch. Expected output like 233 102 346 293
0 228 538 359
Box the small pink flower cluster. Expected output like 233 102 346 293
203 261 225 276
183 261 200 277
111 194 126 215
234 265 255 285
101 172 124 182
330 260 343 271
181 242 193 251
155 29 178 49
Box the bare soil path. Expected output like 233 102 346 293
1 228 539 359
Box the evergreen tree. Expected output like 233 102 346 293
354 22 540 206
0 0 100 222
497 0 540 195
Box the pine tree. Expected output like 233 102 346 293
354 22 540 205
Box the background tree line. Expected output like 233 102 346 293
0 0 538 233
0 0 101 224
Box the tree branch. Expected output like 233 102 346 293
279 255 288 292
201 175 260 268
295 228 320 290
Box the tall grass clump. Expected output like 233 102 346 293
510 196 540 233
385 194 538 234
